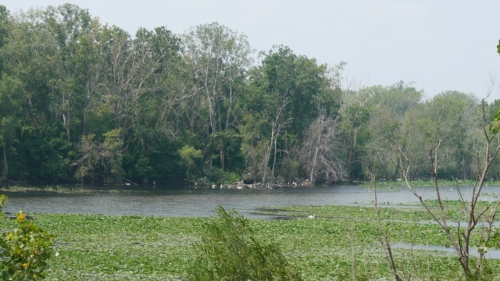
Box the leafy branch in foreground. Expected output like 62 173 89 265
187 206 302 281
0 195 54 280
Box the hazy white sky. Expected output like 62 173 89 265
4 0 500 100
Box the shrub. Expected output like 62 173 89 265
203 167 241 185
0 195 54 280
222 171 241 184
187 206 302 281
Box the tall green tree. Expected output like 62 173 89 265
0 5 10 74
0 75 23 180
245 46 334 184
338 86 371 181
182 22 252 171
42 4 99 143
362 82 422 180
260 46 332 139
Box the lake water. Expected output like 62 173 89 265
3 184 500 219
393 242 500 259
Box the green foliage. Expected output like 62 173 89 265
0 194 6 215
221 171 240 184
280 158 300 182
103 129 124 181
74 134 98 181
0 74 24 179
18 123 71 181
0 5 9 52
72 129 125 183
0 196 54 280
187 206 302 281
178 145 202 168
0 212 54 280
240 114 269 182
486 226 500 265
490 110 500 134
257 45 333 141
201 167 241 184
178 145 202 181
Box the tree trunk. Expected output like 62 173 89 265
83 83 90 136
1 138 7 181
392 161 400 181
220 86 235 172
261 142 272 185
67 110 71 142
348 127 358 181
83 106 88 136
62 91 72 143
310 126 322 183
220 138 225 171
310 147 319 183
271 133 278 182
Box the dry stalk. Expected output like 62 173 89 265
372 175 404 281
347 227 356 281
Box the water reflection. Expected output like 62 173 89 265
3 185 499 218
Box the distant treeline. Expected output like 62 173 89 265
0 4 499 185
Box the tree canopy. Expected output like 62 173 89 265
0 3 496 185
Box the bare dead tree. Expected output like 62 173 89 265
70 128 125 183
298 113 344 184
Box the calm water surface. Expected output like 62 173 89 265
4 185 500 218
393 242 500 259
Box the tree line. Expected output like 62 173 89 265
0 4 499 186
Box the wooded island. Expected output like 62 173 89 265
0 4 498 187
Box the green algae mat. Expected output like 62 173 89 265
2 204 500 280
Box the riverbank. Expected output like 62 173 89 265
2 204 499 280
2 179 499 195
0 184 156 194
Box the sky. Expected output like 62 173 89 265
4 0 500 100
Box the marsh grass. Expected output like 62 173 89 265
187 207 302 280
1 205 499 280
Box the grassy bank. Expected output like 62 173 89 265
1 203 500 280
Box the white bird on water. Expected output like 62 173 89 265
308 214 315 219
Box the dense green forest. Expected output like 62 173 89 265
0 4 499 186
